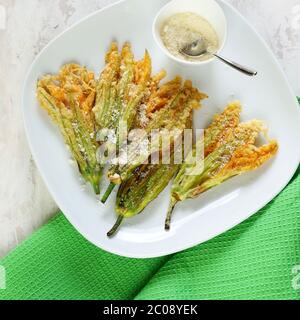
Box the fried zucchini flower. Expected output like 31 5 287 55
37 64 102 194
92 42 167 202
107 83 207 236
102 77 208 203
165 103 278 230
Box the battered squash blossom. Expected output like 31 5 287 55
103 77 208 204
37 64 102 194
165 102 279 230
107 80 207 236
97 42 168 203
36 41 278 238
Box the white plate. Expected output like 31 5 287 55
23 0 300 258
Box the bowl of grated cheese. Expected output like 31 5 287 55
153 0 227 65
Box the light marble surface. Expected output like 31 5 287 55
0 0 299 258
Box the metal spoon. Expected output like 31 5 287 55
180 38 258 77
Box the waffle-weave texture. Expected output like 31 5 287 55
0 216 167 300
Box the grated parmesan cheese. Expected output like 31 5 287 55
160 12 219 62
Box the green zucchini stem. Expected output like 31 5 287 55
93 182 100 195
101 183 116 203
107 216 124 237
165 198 178 231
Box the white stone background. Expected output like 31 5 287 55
0 0 299 258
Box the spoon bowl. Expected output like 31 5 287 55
180 38 209 57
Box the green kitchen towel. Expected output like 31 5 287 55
0 166 299 300
137 169 300 300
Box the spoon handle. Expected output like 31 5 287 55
213 53 258 77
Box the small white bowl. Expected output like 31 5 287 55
153 0 228 65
